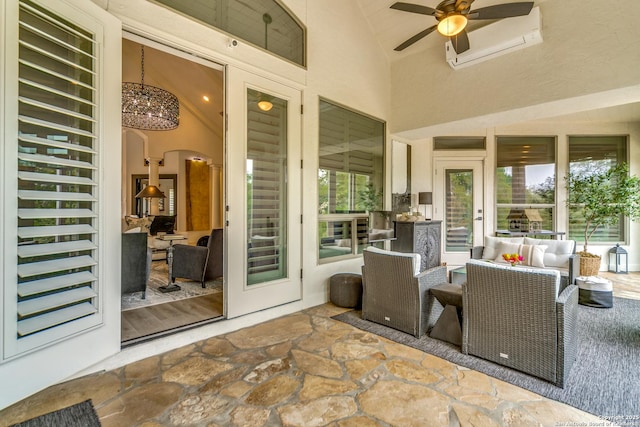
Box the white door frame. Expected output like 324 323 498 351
434 158 485 267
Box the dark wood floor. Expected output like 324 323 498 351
121 293 224 344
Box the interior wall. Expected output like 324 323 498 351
390 0 640 137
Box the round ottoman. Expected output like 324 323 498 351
576 276 613 308
329 273 363 308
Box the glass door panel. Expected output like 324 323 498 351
445 169 473 252
435 160 484 267
246 89 287 285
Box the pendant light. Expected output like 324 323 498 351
122 46 180 131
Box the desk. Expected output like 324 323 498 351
155 234 186 292
495 230 566 240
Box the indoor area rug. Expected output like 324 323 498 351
332 297 640 418
9 399 101 427
121 261 222 310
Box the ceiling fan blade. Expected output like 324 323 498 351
390 2 437 16
451 30 470 54
394 25 438 51
468 2 533 20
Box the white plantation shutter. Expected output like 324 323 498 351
246 89 287 282
9 0 100 353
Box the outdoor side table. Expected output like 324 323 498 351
329 273 363 308
430 282 463 346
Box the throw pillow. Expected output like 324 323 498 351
520 244 547 267
482 236 524 259
124 216 154 233
493 242 522 263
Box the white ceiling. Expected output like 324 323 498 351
355 0 551 62
355 0 640 126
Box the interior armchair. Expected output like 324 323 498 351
171 228 223 287
361 247 447 338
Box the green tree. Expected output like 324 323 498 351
565 163 640 253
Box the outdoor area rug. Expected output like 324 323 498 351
121 261 222 310
9 399 101 427
332 296 640 418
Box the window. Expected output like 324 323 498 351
496 137 556 232
434 136 485 150
318 99 385 260
568 136 627 244
153 0 305 66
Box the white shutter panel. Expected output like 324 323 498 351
8 0 100 352
246 91 286 279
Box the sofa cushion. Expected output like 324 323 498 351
482 236 524 260
365 246 421 276
524 238 575 268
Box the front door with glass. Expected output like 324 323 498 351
435 160 484 266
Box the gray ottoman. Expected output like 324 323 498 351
576 276 613 308
330 273 363 308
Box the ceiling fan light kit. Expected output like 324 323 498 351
437 13 468 36
390 0 535 59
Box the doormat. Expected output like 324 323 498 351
9 399 101 427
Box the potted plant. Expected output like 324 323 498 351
565 162 640 275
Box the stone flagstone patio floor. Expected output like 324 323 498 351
1 271 636 426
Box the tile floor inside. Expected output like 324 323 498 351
0 272 637 427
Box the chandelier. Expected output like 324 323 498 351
122 46 179 131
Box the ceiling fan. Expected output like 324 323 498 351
391 0 534 54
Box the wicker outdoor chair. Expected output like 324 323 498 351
362 247 447 338
462 259 579 388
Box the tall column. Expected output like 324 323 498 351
147 157 163 216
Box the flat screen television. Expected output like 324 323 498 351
150 215 176 235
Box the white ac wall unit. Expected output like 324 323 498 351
445 6 542 70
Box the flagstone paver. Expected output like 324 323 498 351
0 303 608 426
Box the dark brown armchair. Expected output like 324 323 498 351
171 229 223 287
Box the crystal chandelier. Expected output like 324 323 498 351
122 46 179 131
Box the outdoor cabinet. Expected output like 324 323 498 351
392 220 442 271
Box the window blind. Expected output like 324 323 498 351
246 90 287 283
15 0 99 340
